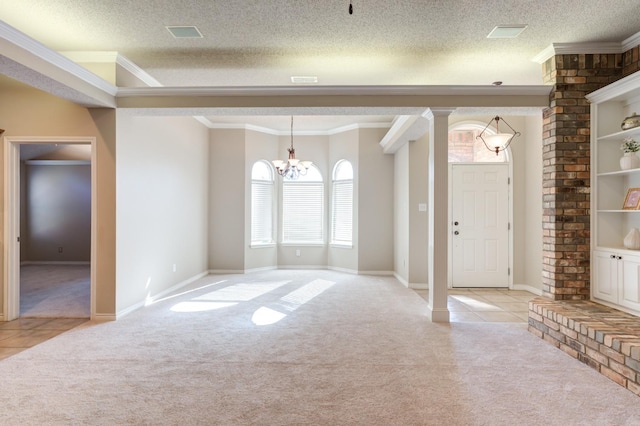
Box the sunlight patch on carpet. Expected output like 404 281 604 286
252 279 336 326
170 301 237 313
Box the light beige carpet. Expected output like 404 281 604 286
20 264 90 318
1 269 639 425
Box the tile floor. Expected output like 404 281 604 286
0 318 89 361
414 288 535 322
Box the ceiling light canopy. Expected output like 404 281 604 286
272 117 312 180
477 116 520 156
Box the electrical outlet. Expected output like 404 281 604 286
58 247 63 253
296 249 301 257
172 264 177 272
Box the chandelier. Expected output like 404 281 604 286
272 116 312 180
477 116 520 156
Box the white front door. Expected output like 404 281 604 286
451 164 510 288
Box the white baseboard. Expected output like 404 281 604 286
209 269 244 274
244 266 278 274
278 265 327 270
513 283 543 296
115 270 209 320
93 313 117 321
328 266 358 275
358 270 394 276
410 283 429 290
393 272 409 287
21 261 90 266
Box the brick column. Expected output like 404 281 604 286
541 54 622 300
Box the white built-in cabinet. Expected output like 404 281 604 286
588 71 640 316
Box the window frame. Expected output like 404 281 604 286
250 160 276 247
330 160 354 247
280 164 325 245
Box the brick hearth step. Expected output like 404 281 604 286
529 297 640 396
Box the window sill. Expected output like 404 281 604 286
330 243 353 249
250 242 276 249
280 242 325 247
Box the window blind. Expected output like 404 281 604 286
251 180 274 243
331 180 353 244
282 182 324 243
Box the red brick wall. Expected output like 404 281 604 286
541 54 622 300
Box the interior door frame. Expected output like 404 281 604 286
447 161 513 289
3 136 97 321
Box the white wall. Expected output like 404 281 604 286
116 113 209 313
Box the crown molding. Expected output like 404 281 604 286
116 54 163 87
205 121 390 136
532 31 640 64
585 69 640 103
623 31 640 52
0 22 117 96
116 84 551 98
60 51 163 88
60 51 119 63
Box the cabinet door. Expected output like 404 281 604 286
593 250 619 303
620 254 640 311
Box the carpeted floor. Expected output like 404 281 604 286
20 264 90 318
1 269 639 425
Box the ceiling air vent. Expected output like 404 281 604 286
166 26 203 38
487 25 527 39
291 76 318 84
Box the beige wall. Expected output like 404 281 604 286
524 115 544 292
394 143 410 283
209 129 246 272
0 76 117 318
116 113 209 313
409 135 429 285
357 128 394 273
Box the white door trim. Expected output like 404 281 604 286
448 162 513 288
3 136 97 321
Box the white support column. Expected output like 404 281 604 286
426 108 455 322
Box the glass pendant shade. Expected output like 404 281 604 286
272 117 312 180
477 116 520 156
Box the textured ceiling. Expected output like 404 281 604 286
1 0 639 130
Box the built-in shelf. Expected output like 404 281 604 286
588 70 640 317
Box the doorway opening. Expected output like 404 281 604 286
447 122 513 288
3 137 97 321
